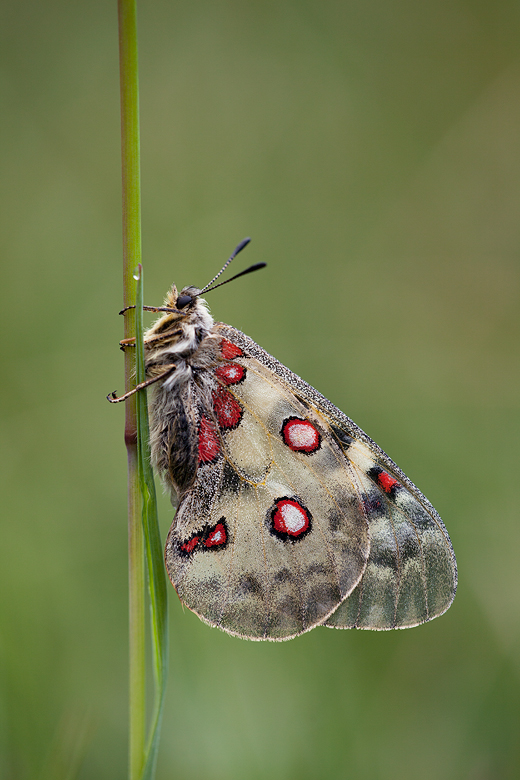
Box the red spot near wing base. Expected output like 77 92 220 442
215 362 246 385
281 417 321 453
378 472 399 493
198 415 220 462
212 387 243 429
221 338 243 359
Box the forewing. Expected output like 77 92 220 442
164 331 370 641
213 324 457 631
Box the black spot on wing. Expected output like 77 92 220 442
371 545 399 572
331 425 354 450
304 561 330 579
362 491 387 520
238 573 264 597
395 526 421 563
327 507 343 533
221 462 242 495
274 567 294 584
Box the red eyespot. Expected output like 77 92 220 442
220 338 243 359
198 415 220 462
377 472 399 493
215 362 246 386
269 498 312 541
203 521 228 549
281 417 321 453
368 466 400 496
212 387 243 430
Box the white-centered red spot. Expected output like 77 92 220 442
212 387 243 429
378 471 399 493
215 362 246 385
270 498 312 541
203 521 228 548
198 415 220 462
220 338 243 359
281 417 321 453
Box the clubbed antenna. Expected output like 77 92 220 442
199 238 253 294
202 261 267 295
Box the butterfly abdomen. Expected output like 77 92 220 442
149 386 199 495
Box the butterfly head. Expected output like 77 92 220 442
143 239 264 358
144 285 213 355
159 283 195 313
165 283 204 313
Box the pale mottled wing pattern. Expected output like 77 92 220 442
164 330 370 641
324 440 457 629
212 324 457 631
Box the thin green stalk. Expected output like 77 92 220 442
118 0 145 775
118 3 168 780
134 268 169 780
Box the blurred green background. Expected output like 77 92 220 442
1 1 519 778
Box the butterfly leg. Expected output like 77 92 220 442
118 304 181 315
119 329 184 351
107 364 177 403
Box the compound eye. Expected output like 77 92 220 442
176 294 193 309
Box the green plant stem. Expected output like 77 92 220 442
118 4 168 779
118 1 145 778
127 454 145 780
134 269 169 780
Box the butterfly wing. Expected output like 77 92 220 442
212 324 457 631
163 331 370 641
323 438 457 629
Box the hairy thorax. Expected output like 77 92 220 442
143 285 221 501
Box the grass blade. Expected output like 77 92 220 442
134 265 169 780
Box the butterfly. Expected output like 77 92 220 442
112 239 457 641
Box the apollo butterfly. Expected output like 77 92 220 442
112 239 457 641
